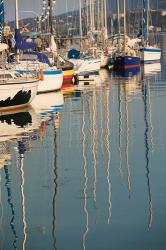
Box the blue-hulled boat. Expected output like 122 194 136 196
114 0 140 70
114 55 140 70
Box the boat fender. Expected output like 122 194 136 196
39 67 44 81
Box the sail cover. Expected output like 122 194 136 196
15 28 36 50
0 0 4 42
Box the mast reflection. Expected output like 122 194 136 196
17 141 27 250
103 86 112 223
81 92 89 250
142 81 153 229
0 91 64 250
4 165 18 249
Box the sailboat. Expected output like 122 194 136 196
114 0 140 70
139 0 161 63
11 0 63 94
68 0 103 76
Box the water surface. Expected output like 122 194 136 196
1 35 166 250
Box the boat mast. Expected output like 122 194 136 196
123 0 126 54
86 0 89 35
15 0 19 62
79 0 83 50
104 0 107 42
117 0 120 35
15 0 19 30
146 0 149 45
48 0 53 34
142 0 149 45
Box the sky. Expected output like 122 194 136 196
5 0 162 22
5 0 77 21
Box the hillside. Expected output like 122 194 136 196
108 0 166 10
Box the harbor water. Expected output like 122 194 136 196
1 34 166 250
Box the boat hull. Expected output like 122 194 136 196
114 56 140 69
140 47 161 63
38 70 63 93
76 59 101 74
16 69 63 94
63 69 75 81
0 79 39 112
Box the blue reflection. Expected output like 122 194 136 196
4 166 18 249
114 67 140 78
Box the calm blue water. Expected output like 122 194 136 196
1 35 166 250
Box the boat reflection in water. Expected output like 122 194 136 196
56 86 113 249
0 91 64 250
55 62 166 250
75 69 109 90
114 67 140 78
141 62 161 78
117 72 155 228
0 59 166 250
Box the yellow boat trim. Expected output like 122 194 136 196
63 69 75 76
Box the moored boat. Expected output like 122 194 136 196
140 47 161 63
114 55 140 70
114 0 141 70
12 51 63 94
138 0 161 63
0 69 39 112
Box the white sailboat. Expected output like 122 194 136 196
68 0 103 76
139 0 161 63
12 0 63 93
0 43 39 111
0 68 39 111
